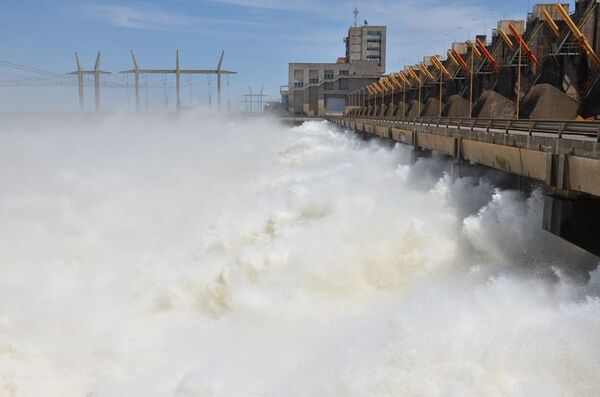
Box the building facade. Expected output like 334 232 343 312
287 23 386 116
288 61 382 116
345 25 386 73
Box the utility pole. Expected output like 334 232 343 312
75 52 84 111
469 48 474 118
403 84 406 117
249 86 253 112
439 70 443 118
130 50 141 112
217 51 224 112
418 71 422 116
374 88 377 115
360 89 363 112
93 52 103 112
120 50 236 113
516 43 522 119
390 86 394 117
176 50 181 112
68 51 110 112
259 86 264 112
243 87 269 113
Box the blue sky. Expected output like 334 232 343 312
0 0 572 111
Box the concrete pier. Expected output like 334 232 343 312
520 84 580 120
443 95 471 118
472 90 516 119
543 192 600 257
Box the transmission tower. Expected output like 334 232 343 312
68 52 110 112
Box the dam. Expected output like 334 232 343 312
2 1 600 395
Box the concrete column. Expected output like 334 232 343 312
543 191 600 257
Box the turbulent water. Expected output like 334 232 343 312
0 114 599 396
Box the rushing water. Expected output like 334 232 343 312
0 114 599 396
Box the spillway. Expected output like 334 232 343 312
0 114 599 396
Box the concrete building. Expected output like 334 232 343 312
345 25 387 73
288 61 382 116
287 23 386 116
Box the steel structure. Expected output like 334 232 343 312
67 52 110 112
119 50 236 112
242 86 270 113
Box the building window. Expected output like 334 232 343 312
309 78 319 84
324 70 334 80
367 31 381 36
294 82 303 88
339 70 350 76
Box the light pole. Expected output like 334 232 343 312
470 44 474 118
472 18 487 41
418 69 422 116
516 42 522 119
457 26 471 42
381 85 384 116
432 40 446 118
458 27 474 118
390 82 394 117
439 66 443 118
403 81 406 117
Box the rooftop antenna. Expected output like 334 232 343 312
353 7 359 27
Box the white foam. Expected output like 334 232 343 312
0 114 598 396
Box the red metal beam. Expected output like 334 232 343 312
476 39 500 73
508 24 539 68
451 48 471 74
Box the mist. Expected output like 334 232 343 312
0 114 599 396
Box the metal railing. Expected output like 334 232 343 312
331 115 600 141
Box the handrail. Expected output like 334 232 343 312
332 115 600 140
